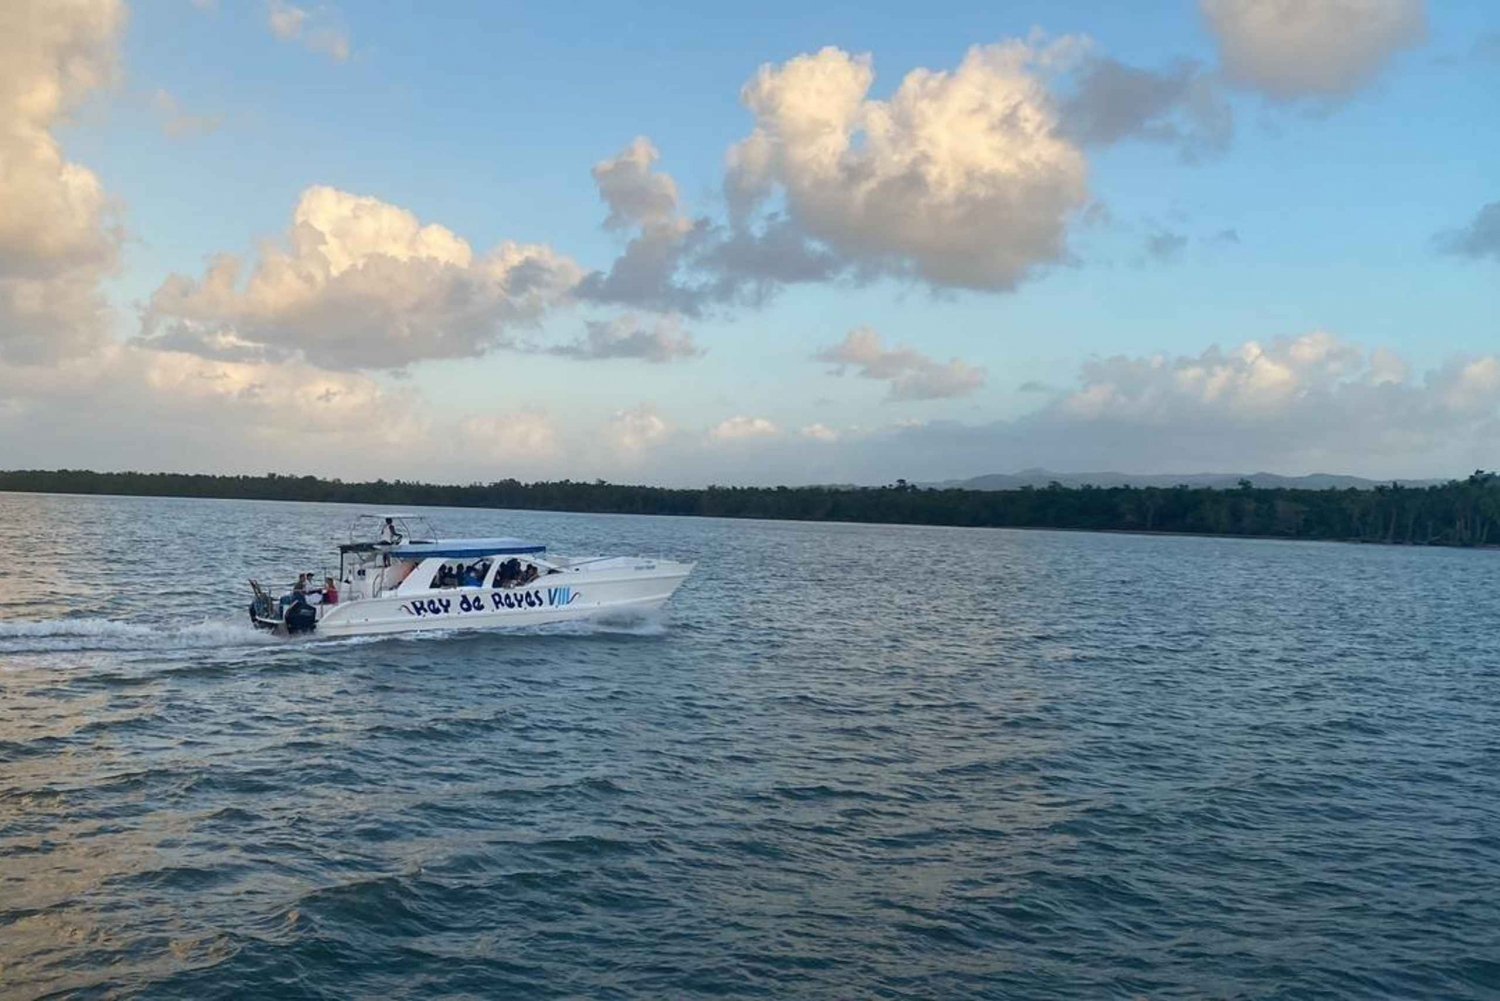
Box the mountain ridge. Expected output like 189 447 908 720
929 469 1444 491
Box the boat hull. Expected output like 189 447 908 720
307 562 691 638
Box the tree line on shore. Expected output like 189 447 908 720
2 468 1498 547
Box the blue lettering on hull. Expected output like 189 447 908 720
400 586 581 618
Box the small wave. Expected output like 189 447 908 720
0 616 276 655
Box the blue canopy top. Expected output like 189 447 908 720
388 537 546 560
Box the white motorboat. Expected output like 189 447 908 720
249 514 692 638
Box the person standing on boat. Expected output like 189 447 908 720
379 517 404 544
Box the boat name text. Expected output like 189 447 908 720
399 587 579 618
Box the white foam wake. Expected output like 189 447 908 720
0 616 277 655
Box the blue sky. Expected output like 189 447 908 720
2 0 1496 483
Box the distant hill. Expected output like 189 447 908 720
930 468 1442 491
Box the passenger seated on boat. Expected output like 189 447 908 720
436 564 457 588
322 577 339 604
519 564 539 585
497 557 522 587
461 562 485 587
280 575 307 611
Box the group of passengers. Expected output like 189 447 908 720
433 558 540 590
281 573 339 611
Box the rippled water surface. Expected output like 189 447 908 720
2 492 1498 999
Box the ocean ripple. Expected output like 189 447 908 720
0 495 1497 999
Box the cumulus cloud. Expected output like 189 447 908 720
0 0 125 363
577 137 709 314
550 315 702 363
726 40 1090 291
608 404 671 453
579 136 838 314
728 334 1500 486
1058 56 1232 160
1436 202 1500 261
140 186 582 370
694 215 840 306
1201 0 1426 101
619 333 1500 487
1019 332 1500 471
267 0 350 62
709 416 779 441
151 89 222 139
816 327 986 401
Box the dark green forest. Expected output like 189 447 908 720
3 468 1499 547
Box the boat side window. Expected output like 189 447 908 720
496 557 524 587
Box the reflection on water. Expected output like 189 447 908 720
1 492 1498 999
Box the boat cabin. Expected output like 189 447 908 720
336 514 550 601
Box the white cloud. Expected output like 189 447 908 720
1201 0 1426 101
0 0 125 363
590 334 1500 486
726 40 1090 291
151 89 222 139
140 186 582 371
1012 332 1500 473
0 340 589 479
578 137 708 313
267 0 305 38
816 327 986 401
267 0 350 62
608 404 671 453
709 416 779 441
0 342 430 474
594 136 680 231
550 315 701 363
800 423 840 442
581 136 838 312
456 411 559 463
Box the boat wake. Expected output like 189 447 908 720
0 616 276 655
0 607 668 659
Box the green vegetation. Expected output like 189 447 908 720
3 469 1499 547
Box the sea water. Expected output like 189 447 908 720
1 492 1497 999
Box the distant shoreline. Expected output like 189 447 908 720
2 468 1498 550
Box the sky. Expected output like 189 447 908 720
0 0 1496 486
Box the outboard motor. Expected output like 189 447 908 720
284 601 318 635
